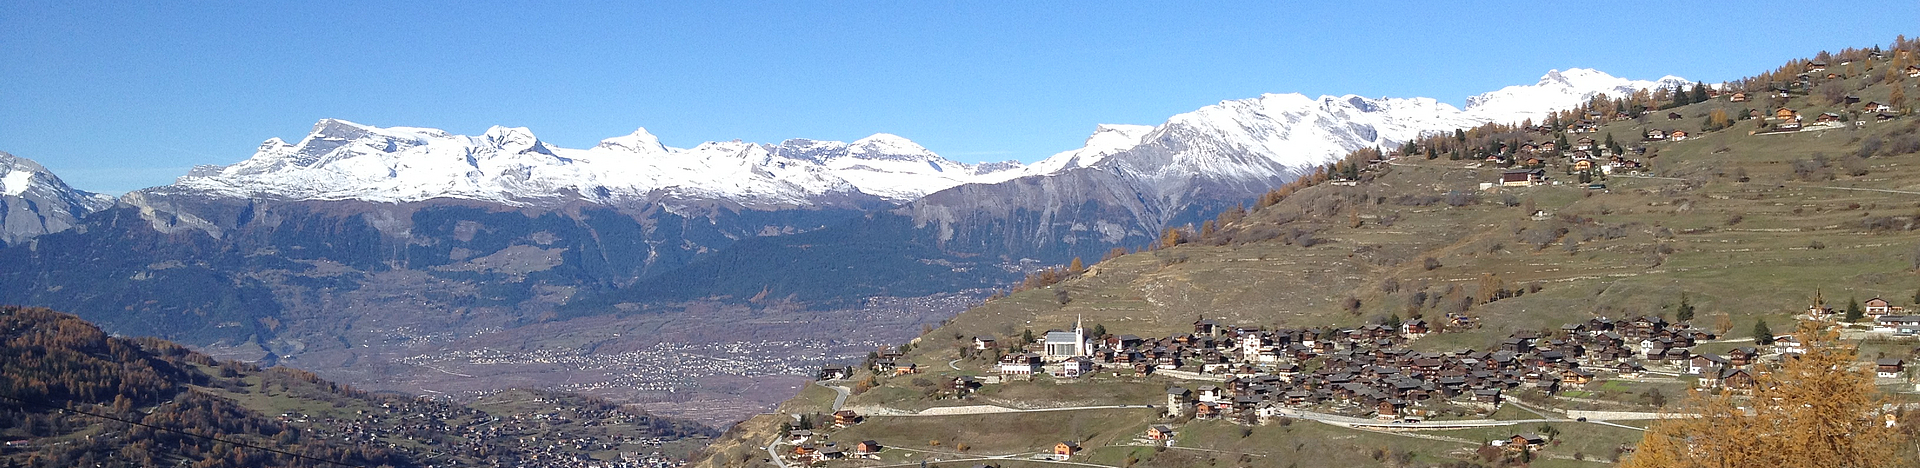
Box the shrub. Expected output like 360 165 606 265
1444 191 1478 207
1892 134 1920 155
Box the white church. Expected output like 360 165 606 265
1042 316 1094 362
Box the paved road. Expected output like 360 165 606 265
948 358 963 371
870 400 1654 434
862 455 1116 468
1611 174 1690 181
765 383 850 468
1588 420 1648 432
764 437 791 468
1810 185 1920 196
879 404 1150 417
823 383 851 411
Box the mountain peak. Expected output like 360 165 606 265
0 151 114 244
481 125 552 155
257 137 294 152
595 127 667 154
1465 69 1688 123
309 118 374 141
848 133 937 161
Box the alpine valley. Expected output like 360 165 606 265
0 68 1688 428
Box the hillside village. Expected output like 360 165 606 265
703 40 1920 468
770 298 1916 467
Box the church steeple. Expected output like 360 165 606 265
1075 315 1086 356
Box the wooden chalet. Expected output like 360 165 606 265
833 410 860 426
1502 168 1546 187
1866 297 1893 316
1147 425 1176 440
973 336 997 350
1878 359 1906 378
1508 433 1547 451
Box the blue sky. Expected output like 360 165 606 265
2 2 1915 194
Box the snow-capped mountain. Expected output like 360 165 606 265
1014 68 1686 194
169 119 1026 208
0 151 114 246
1464 68 1692 124
160 69 1675 215
891 68 1689 265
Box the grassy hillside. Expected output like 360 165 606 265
939 78 1920 359
701 43 1920 468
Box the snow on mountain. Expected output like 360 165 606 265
171 119 1025 207
0 151 115 245
1464 68 1692 124
1025 69 1686 186
1023 124 1156 175
167 69 1677 211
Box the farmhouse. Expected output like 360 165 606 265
1502 169 1545 187
1878 359 1905 379
1865 297 1892 316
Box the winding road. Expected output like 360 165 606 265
765 381 854 468
823 382 851 411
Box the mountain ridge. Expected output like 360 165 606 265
169 118 1028 210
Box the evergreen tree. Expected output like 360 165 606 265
1690 82 1710 104
1845 297 1864 322
1676 294 1696 322
1752 319 1775 345
1021 328 1034 345
1091 324 1106 339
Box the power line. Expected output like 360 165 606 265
0 392 371 468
